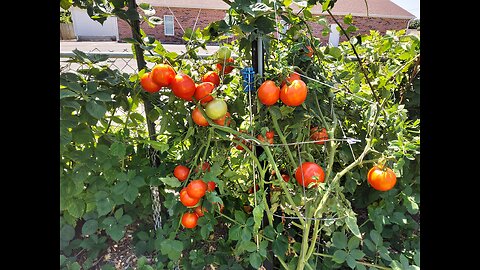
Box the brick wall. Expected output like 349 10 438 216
118 8 410 44
118 7 227 43
309 15 410 44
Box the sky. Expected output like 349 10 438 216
391 0 420 18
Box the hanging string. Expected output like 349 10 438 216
163 0 185 33
271 212 346 222
242 137 361 146
293 71 376 105
337 119 357 160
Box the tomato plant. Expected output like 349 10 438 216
61 1 420 269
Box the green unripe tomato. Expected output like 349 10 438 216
205 99 228 120
215 47 231 61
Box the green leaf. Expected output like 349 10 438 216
114 208 124 221
144 140 169 153
67 199 85 218
60 89 78 99
363 239 375 252
106 224 125 242
82 220 99 236
124 185 139 203
96 197 114 216
378 246 392 261
350 249 365 260
345 215 362 239
70 262 81 270
110 142 126 158
60 254 66 266
252 203 265 233
328 47 342 59
101 265 116 270
346 254 357 268
86 100 107 119
112 181 128 194
60 224 75 241
322 0 331 11
184 127 195 140
332 249 348 264
332 232 348 249
159 177 181 188
269 106 282 120
370 230 382 246
131 176 146 188
229 225 242 241
272 235 288 258
403 195 419 214
243 241 258 252
390 260 402 270
249 252 263 269
234 210 247 224
263 225 276 240
348 236 360 250
60 0 72 10
160 239 184 261
343 14 353 25
241 226 252 242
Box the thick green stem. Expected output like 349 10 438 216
296 219 311 270
305 218 321 260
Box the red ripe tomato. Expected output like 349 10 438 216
248 184 260 194
306 45 314 57
194 206 207 217
207 181 216 192
281 174 290 182
281 73 302 88
151 64 176 87
140 72 161 93
367 165 397 191
195 162 211 173
181 212 199 229
216 57 234 74
266 131 274 139
192 107 209 127
180 188 200 207
194 82 215 104
202 71 220 87
186 179 208 199
173 165 190 182
310 127 328 145
171 73 196 101
257 80 280 106
280 79 308 106
214 112 231 126
295 162 325 188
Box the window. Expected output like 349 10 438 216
328 24 340 47
164 15 174 36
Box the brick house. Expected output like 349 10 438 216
117 0 415 44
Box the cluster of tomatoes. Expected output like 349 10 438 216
257 73 308 107
173 163 219 229
140 50 235 129
140 46 397 230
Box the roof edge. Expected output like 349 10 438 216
325 12 415 20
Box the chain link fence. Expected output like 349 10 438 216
60 47 158 74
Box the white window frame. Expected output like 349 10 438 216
164 15 174 36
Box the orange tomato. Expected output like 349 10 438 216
280 79 308 106
140 72 161 93
181 212 199 228
150 64 176 87
192 107 209 127
367 165 397 191
186 179 208 199
179 188 200 207
202 71 220 87
194 82 215 104
171 73 196 101
257 80 280 106
173 165 190 182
